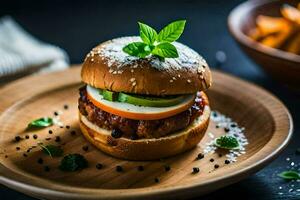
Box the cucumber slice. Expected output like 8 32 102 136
118 93 185 107
87 85 196 120
102 90 118 101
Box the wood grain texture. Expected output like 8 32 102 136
0 66 293 200
228 0 300 89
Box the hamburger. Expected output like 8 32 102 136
78 22 212 160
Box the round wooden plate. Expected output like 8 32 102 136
0 66 293 200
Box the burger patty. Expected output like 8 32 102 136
78 86 206 139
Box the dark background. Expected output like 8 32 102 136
1 0 299 199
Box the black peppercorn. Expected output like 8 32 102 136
230 123 237 128
215 125 219 128
45 138 51 141
54 111 59 116
224 127 230 132
116 165 123 172
218 154 222 157
38 158 43 164
214 164 219 169
138 165 144 171
15 136 21 142
225 160 230 164
71 130 76 135
96 163 103 169
44 166 50 172
192 167 200 174
82 145 89 151
164 165 171 171
48 130 53 134
111 129 123 138
212 112 217 117
23 153 28 157
154 177 160 183
55 136 61 142
33 135 38 139
16 147 20 151
25 135 30 139
64 104 69 110
197 153 204 160
66 125 70 129
130 134 138 140
210 158 214 162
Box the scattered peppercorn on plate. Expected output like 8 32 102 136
0 66 292 200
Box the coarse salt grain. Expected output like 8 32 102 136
208 132 214 139
53 117 63 127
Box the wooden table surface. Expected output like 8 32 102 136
0 0 299 199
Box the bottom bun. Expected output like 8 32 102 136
79 105 210 161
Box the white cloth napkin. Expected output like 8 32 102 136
0 16 69 82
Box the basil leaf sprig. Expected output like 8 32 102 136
59 154 88 172
39 144 63 157
278 170 300 180
214 135 240 150
123 20 186 60
27 117 53 129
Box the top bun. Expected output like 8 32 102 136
81 36 212 95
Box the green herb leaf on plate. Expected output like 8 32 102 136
59 154 88 172
152 42 179 58
122 42 152 58
214 135 240 150
40 144 63 157
157 20 186 43
278 171 300 180
27 117 53 129
138 22 157 45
